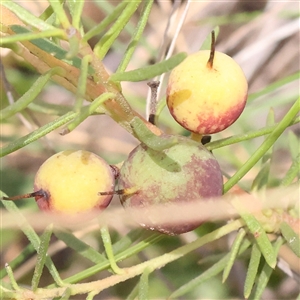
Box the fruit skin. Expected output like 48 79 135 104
34 150 114 215
118 136 223 235
167 50 248 134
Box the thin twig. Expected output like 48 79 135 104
147 81 160 124
145 0 191 119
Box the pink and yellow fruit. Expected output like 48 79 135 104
34 150 115 215
167 50 248 134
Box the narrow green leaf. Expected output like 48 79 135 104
138 267 151 300
49 0 71 29
51 232 163 285
197 253 226 265
67 0 84 29
169 238 252 299
50 220 241 289
281 153 300 187
74 55 91 106
0 287 18 300
288 131 300 160
250 237 283 300
244 242 262 298
240 214 277 268
222 228 247 282
100 225 124 275
130 116 178 151
31 224 53 291
4 264 20 291
110 52 187 82
94 1 142 59
66 34 80 59
127 284 139 300
224 97 300 193
59 287 72 300
250 108 276 191
2 1 56 30
251 163 271 191
9 25 84 69
1 201 64 286
262 108 276 164
38 3 56 22
83 1 128 42
0 111 77 157
280 222 300 257
198 11 261 27
266 107 276 126
63 92 115 134
0 68 61 121
92 1 153 54
1 280 16 290
0 243 35 279
248 72 300 103
86 290 98 300
54 230 107 264
116 0 154 73
28 102 71 115
206 116 300 151
74 55 91 112
0 28 65 45
112 229 144 255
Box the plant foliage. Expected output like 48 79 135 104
0 1 299 299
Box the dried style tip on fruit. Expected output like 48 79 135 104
166 35 248 135
118 136 223 235
33 150 115 214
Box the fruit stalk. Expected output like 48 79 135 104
207 30 215 69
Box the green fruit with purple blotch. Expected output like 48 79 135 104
118 136 223 235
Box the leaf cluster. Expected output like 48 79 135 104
0 1 299 299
